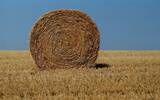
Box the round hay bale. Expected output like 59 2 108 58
30 9 100 69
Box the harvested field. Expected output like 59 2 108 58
0 51 160 100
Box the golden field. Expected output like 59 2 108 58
0 51 160 100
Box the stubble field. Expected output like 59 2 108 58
0 51 160 100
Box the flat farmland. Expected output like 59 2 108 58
0 51 160 100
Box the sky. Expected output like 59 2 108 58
0 0 160 50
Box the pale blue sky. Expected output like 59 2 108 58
0 0 160 50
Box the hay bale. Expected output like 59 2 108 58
30 9 100 69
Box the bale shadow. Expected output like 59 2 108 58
90 63 111 69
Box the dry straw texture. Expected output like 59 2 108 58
30 9 100 69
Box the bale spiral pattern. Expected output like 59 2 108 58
30 10 100 69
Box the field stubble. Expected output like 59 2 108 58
0 51 160 100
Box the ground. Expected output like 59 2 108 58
0 51 160 100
